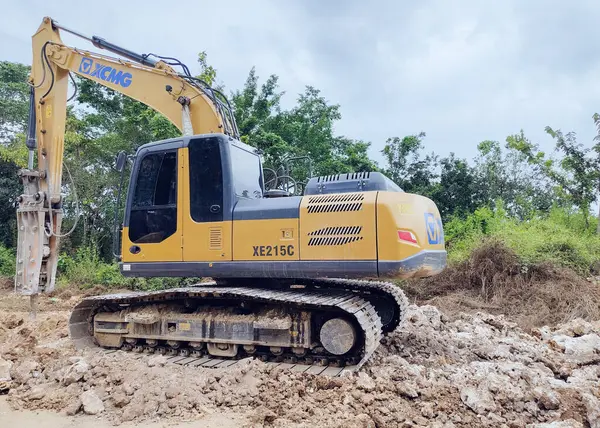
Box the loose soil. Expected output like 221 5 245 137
0 278 599 427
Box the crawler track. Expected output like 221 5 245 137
69 279 408 371
101 348 360 377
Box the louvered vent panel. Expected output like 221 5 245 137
307 193 365 214
308 226 363 236
307 226 363 246
316 172 370 182
209 227 222 250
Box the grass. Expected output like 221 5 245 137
444 204 600 276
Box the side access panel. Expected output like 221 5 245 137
299 192 377 261
232 197 301 261
233 219 299 261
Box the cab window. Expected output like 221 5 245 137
128 151 177 243
230 145 262 199
189 137 223 222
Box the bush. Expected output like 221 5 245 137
58 246 127 288
444 204 600 275
56 245 202 290
0 244 15 277
94 263 128 287
406 240 600 330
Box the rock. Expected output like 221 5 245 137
526 420 584 428
487 412 505 424
412 415 429 426
112 391 130 407
474 344 512 360
550 334 600 359
534 388 560 410
582 393 600 428
524 401 539 417
64 399 82 416
0 358 12 381
460 386 496 414
123 383 135 395
122 403 144 422
10 360 39 384
165 386 179 399
27 385 50 400
569 320 590 337
147 355 167 367
360 393 374 406
351 389 363 400
251 406 277 424
420 305 443 329
356 372 376 392
552 319 597 337
354 413 376 428
420 402 435 418
143 399 159 416
396 383 419 399
407 305 443 330
81 389 104 415
62 360 89 385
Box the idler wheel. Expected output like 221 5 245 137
319 318 356 355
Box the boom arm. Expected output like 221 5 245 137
16 16 237 295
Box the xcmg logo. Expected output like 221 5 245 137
424 212 444 245
78 58 132 88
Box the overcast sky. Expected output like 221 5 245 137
2 0 600 166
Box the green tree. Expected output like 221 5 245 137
0 158 20 247
592 113 600 234
196 51 217 86
475 136 557 219
508 126 600 230
431 153 480 219
231 68 289 163
381 132 438 195
0 62 30 143
232 68 379 188
0 62 31 248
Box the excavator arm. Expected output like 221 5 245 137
16 17 237 296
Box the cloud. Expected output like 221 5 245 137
1 0 599 167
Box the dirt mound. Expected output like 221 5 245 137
1 285 598 427
0 277 13 290
405 240 600 331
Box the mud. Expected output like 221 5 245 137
0 289 599 428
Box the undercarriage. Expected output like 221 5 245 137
69 279 408 370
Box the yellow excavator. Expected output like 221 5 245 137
16 17 446 371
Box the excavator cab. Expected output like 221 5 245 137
119 134 264 265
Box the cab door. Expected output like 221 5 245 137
182 136 233 262
121 144 184 263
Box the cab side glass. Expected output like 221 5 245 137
128 151 178 243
